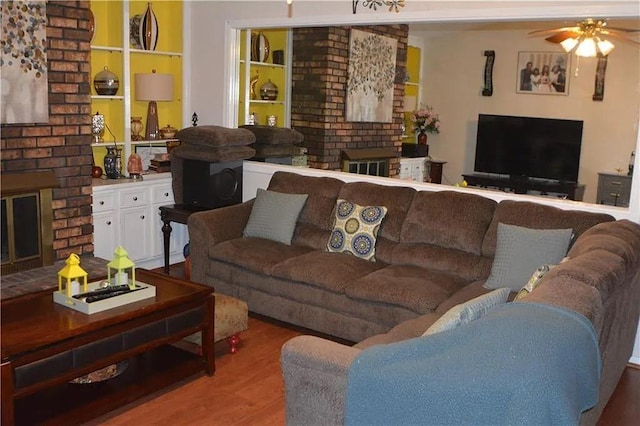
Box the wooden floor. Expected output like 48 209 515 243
86 264 639 425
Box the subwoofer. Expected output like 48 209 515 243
182 160 243 209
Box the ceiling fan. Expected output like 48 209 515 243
529 19 640 57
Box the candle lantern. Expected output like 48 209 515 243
58 254 88 297
107 246 136 290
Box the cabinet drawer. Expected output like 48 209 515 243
152 185 175 204
120 188 148 208
599 176 631 192
93 192 116 212
411 161 424 173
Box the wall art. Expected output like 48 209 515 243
592 55 608 101
1 1 49 124
516 51 570 96
346 29 397 123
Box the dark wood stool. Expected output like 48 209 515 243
159 204 211 274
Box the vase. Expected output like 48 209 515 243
104 146 119 179
260 79 278 100
140 2 158 51
131 117 143 141
251 32 270 62
93 66 119 96
418 131 428 145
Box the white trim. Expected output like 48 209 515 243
222 2 640 222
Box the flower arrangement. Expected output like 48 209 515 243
411 105 441 134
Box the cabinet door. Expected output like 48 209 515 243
94 210 118 260
120 206 150 261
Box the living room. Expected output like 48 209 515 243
1 1 639 424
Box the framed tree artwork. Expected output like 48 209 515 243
346 29 397 122
516 51 570 96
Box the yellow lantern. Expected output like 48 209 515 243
107 246 136 289
58 253 88 297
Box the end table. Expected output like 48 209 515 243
159 204 211 274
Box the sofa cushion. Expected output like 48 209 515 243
400 190 496 255
239 125 304 145
484 223 573 291
391 244 493 282
345 265 468 314
243 189 308 245
568 219 640 267
354 312 441 350
210 238 315 275
175 125 256 147
481 200 614 258
327 200 388 261
268 171 344 250
422 288 510 335
271 251 385 293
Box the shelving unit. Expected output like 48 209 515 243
403 45 422 142
237 28 292 127
90 1 184 174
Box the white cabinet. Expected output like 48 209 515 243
399 157 426 182
92 174 188 269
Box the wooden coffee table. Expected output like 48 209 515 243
1 269 215 425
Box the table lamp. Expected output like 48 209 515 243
135 71 174 140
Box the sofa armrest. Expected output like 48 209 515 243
281 335 360 426
188 201 253 284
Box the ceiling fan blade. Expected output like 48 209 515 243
603 31 640 46
545 31 581 43
605 26 640 33
528 27 579 36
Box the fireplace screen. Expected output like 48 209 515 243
1 171 57 275
1 194 41 265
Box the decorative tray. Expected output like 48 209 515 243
53 281 156 314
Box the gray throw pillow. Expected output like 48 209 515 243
422 288 510 336
484 223 573 291
243 189 308 245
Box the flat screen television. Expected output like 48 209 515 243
473 114 583 183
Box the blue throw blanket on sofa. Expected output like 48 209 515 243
345 302 601 426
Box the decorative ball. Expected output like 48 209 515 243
91 166 103 178
93 66 119 96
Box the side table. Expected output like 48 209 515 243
159 204 211 274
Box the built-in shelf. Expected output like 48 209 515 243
91 45 124 52
91 95 125 100
130 49 182 57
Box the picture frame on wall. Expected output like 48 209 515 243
516 51 570 95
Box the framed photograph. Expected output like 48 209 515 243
516 51 570 95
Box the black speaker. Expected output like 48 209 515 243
182 160 243 209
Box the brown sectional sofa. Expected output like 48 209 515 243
188 170 640 424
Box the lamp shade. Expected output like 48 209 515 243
135 72 174 101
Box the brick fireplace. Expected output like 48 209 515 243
291 25 408 177
0 1 94 264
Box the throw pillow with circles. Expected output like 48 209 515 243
327 199 388 261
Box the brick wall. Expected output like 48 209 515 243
291 25 408 175
0 1 94 260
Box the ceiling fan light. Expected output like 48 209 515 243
597 39 615 56
560 38 579 52
576 38 597 57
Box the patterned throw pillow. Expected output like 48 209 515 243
422 288 511 336
514 256 570 301
327 199 387 261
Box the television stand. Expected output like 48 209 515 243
462 174 585 201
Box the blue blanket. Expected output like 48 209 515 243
345 303 601 426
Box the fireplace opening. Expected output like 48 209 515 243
1 171 59 275
341 148 397 178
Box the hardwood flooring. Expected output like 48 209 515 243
87 264 639 425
